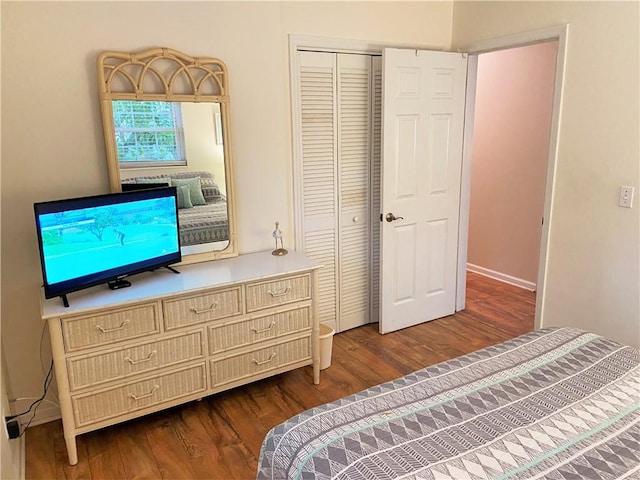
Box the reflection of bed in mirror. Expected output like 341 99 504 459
121 170 228 247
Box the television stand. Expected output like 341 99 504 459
61 294 69 308
107 277 131 290
164 265 180 274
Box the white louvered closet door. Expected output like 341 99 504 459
297 51 339 331
337 53 372 331
295 51 380 333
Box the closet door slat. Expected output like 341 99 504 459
370 57 382 323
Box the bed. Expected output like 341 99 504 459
257 327 640 479
121 170 229 246
177 199 228 246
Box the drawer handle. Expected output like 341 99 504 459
267 287 291 298
190 302 218 315
96 319 130 334
124 350 157 365
128 385 160 401
251 322 276 334
252 353 276 365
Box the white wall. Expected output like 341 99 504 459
454 1 640 346
1 352 23 480
0 1 453 424
468 42 557 286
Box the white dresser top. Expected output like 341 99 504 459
41 250 320 318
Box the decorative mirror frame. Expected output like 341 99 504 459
97 47 237 263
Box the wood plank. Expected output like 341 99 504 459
209 390 268 460
171 402 236 479
52 420 91 480
191 399 258 479
25 422 56 480
244 379 299 427
115 418 163 480
346 324 432 374
144 413 198 480
25 272 535 479
331 337 404 386
266 367 330 418
311 351 372 401
84 426 126 479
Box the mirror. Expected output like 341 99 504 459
97 47 237 263
115 100 228 256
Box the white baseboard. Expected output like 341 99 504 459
25 404 61 427
467 263 536 291
10 399 61 428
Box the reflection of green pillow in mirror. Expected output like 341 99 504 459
176 185 193 209
170 177 206 205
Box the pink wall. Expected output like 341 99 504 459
468 41 558 286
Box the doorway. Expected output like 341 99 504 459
457 25 568 331
290 26 568 332
466 41 559 311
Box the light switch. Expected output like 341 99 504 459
618 186 634 208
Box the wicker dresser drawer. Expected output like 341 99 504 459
67 330 205 391
163 287 242 330
208 306 311 354
210 336 311 387
62 303 160 352
72 363 207 427
245 274 311 312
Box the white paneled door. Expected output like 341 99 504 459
380 48 468 334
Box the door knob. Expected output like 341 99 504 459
385 213 404 222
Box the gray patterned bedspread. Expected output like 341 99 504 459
178 201 228 246
257 327 640 479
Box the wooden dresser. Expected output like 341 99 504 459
40 251 320 465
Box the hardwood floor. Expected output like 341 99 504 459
25 272 535 479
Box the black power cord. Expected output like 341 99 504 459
5 359 54 437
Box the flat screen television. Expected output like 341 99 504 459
34 186 181 307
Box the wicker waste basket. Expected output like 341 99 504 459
319 323 335 370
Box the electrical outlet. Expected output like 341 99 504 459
5 418 20 439
618 186 634 208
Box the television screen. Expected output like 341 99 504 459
34 187 181 305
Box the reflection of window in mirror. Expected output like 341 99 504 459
113 101 186 168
